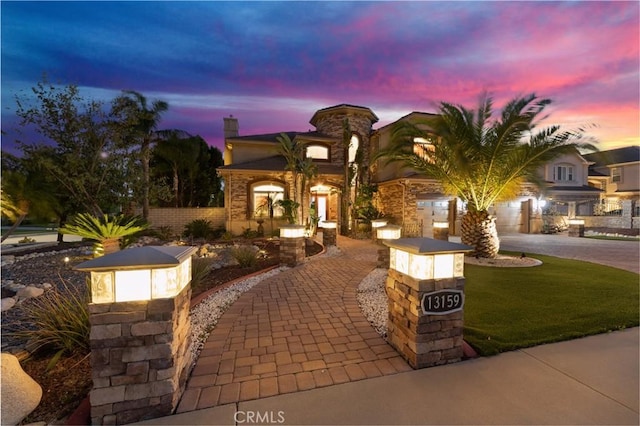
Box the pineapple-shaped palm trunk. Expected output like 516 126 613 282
460 210 500 258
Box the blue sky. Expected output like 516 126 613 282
2 1 638 154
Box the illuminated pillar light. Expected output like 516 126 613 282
385 238 471 280
75 246 197 303
319 221 337 229
280 224 306 238
371 219 388 229
377 225 402 241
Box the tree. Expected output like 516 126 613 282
380 93 595 257
14 80 133 219
0 152 59 241
151 134 223 207
112 90 169 219
276 133 305 224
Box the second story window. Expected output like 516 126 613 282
554 164 574 182
413 137 435 162
611 167 621 183
306 144 330 161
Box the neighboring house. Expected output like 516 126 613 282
583 146 640 214
217 104 613 236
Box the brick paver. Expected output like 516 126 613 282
177 236 410 412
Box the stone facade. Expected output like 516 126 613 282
377 180 445 224
385 269 465 369
322 227 337 247
88 285 192 425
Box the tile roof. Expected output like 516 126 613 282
218 155 344 175
226 130 336 143
583 146 640 166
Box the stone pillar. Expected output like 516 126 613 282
568 221 585 237
432 227 449 241
280 236 305 267
322 227 337 247
88 285 192 425
385 270 465 369
377 244 390 268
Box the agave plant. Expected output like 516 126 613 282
61 213 148 257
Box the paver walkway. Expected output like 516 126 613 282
177 237 411 413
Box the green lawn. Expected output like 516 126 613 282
463 253 639 355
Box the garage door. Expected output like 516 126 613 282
416 200 450 237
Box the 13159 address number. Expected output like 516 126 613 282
421 289 464 315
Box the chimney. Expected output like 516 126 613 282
223 115 239 138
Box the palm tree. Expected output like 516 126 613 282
60 213 148 257
113 91 169 219
380 93 595 257
276 133 305 224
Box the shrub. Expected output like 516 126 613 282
230 245 258 267
184 219 214 239
191 257 214 291
241 228 260 239
221 231 234 241
6 278 90 361
18 236 36 244
60 213 148 257
153 226 175 241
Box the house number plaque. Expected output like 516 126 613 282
421 289 464 315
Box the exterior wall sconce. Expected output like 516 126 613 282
75 245 197 303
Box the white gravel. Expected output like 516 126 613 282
356 268 388 338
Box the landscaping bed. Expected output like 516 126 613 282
1 238 322 425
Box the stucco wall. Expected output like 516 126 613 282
145 208 226 236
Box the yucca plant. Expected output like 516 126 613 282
230 245 258 267
5 278 90 369
61 213 148 257
190 256 214 292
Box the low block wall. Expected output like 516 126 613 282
145 208 225 236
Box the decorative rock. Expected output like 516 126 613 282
15 286 44 300
41 283 53 290
0 353 43 425
1 298 17 312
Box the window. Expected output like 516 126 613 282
413 137 435 161
611 167 621 183
252 183 285 218
306 144 330 161
554 165 574 182
348 135 359 163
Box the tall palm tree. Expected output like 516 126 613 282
113 91 169 219
380 93 595 257
276 133 305 223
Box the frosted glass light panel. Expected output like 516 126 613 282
433 254 455 279
91 271 114 304
115 270 152 302
408 253 433 280
152 266 178 299
454 253 465 277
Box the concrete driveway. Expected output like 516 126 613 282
496 233 639 274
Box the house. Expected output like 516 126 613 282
217 104 611 236
583 146 640 215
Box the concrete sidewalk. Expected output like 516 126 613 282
138 328 639 425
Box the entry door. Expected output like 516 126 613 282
417 200 449 237
312 195 328 221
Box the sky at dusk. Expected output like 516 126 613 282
1 1 639 155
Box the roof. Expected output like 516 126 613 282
75 246 197 271
374 111 438 132
583 146 640 167
545 185 603 193
226 130 336 144
309 104 379 126
218 155 344 175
